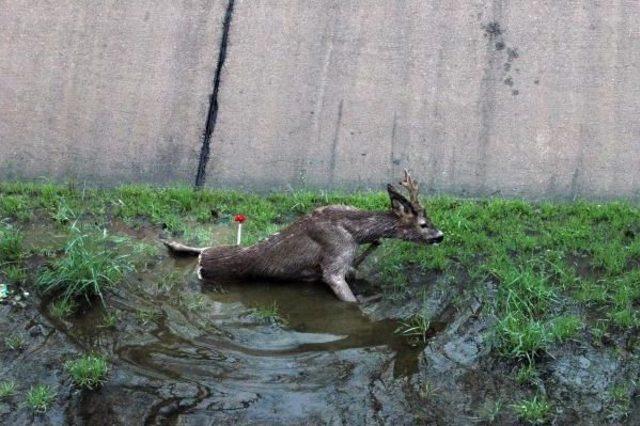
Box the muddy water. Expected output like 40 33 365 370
46 255 428 424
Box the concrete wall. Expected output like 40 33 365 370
0 0 226 185
2 1 640 199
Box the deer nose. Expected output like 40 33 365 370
432 231 444 243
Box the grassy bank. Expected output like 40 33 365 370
1 182 639 369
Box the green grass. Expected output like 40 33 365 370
1 182 639 373
0 223 24 263
251 302 286 325
4 334 25 350
50 298 77 319
418 380 439 399
99 311 119 329
0 194 31 221
65 354 109 389
155 271 184 294
476 399 503 423
606 382 635 420
50 197 77 224
512 395 551 424
0 380 16 399
4 265 27 284
395 312 431 345
136 308 161 326
24 384 56 413
515 363 539 385
37 225 134 305
180 293 208 312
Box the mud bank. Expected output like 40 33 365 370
1 228 638 425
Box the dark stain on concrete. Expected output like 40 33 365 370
482 16 523 100
476 7 504 193
482 21 503 39
328 99 343 187
194 0 235 187
571 125 586 199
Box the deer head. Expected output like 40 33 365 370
387 170 444 244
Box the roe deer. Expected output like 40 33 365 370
164 171 443 302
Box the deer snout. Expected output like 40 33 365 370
430 230 444 244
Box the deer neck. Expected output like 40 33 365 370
348 211 399 244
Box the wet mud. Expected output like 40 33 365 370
1 223 638 425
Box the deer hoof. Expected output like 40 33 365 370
356 294 383 304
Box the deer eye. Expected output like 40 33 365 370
419 223 429 229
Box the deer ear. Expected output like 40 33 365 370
387 184 416 217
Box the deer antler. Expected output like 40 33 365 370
399 169 420 206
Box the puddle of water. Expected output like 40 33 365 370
36 224 437 421
200 276 425 373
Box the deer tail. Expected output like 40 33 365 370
161 240 205 256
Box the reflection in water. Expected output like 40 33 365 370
48 254 434 421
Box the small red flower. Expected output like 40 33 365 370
234 214 247 224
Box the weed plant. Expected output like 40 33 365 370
395 312 431 345
512 395 551 424
37 225 134 304
0 381 16 399
50 298 77 319
65 355 109 389
0 223 23 263
251 302 286 325
24 384 56 413
4 334 25 351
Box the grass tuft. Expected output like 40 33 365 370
99 311 119 329
65 354 109 390
25 384 56 413
136 308 161 326
0 381 16 399
180 293 208 312
0 224 24 262
395 312 431 345
4 265 27 284
50 298 77 319
4 334 25 351
512 395 551 424
515 363 539 385
251 302 286 325
37 225 134 304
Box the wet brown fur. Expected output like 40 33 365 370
164 172 443 302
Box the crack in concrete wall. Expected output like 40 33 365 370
194 0 235 188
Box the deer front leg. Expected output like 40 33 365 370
323 272 357 302
345 241 381 280
310 225 358 302
321 248 358 302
